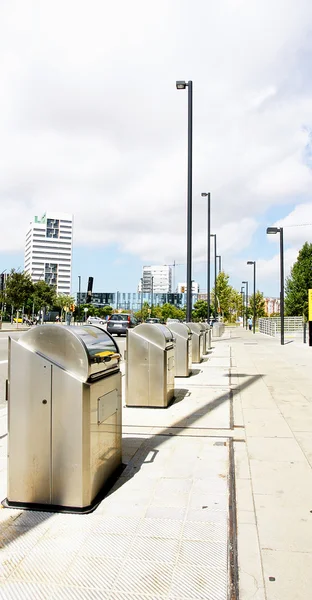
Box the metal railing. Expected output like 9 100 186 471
259 317 303 338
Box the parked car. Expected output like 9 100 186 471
87 316 106 325
145 318 161 324
107 313 137 336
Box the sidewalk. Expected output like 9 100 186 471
231 326 312 600
0 327 311 598
0 331 232 599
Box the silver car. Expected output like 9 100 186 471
87 316 106 325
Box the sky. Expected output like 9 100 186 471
0 0 312 297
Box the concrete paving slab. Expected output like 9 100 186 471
254 495 312 552
247 436 306 462
294 431 312 466
262 549 312 600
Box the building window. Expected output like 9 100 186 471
46 219 60 239
44 263 58 286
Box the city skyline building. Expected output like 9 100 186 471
24 211 73 295
139 265 172 293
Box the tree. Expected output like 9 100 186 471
134 301 151 322
32 280 57 319
192 300 213 322
213 272 237 321
285 242 312 319
55 293 76 321
249 291 266 321
229 289 244 323
158 303 185 322
5 270 34 325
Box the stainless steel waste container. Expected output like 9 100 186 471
186 323 204 363
4 325 122 512
201 322 212 352
126 323 175 407
212 322 224 337
166 322 192 377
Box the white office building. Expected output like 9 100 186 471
139 265 172 293
24 212 73 295
177 281 199 294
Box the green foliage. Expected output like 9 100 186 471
55 293 75 310
192 300 213 322
160 303 185 322
5 270 34 309
74 303 113 320
55 293 75 319
134 301 151 322
32 280 56 313
212 272 242 322
249 291 266 319
285 242 312 319
134 302 185 323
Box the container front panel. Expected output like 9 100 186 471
126 332 149 406
90 372 122 501
8 340 52 504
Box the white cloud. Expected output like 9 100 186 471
0 0 312 289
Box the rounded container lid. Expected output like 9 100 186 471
132 323 174 348
166 322 192 339
18 325 120 382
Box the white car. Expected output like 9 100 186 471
87 316 106 325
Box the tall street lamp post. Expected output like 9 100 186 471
176 80 193 321
266 227 284 345
242 281 248 330
241 286 245 327
247 261 256 334
201 192 211 323
216 255 221 274
210 234 217 317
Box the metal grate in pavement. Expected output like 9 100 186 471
169 564 227 599
112 559 173 596
0 581 53 599
135 518 183 539
183 520 227 541
93 516 141 537
8 549 75 584
51 586 109 599
128 536 179 563
82 532 132 560
63 555 121 592
179 539 228 569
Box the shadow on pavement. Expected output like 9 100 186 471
0 364 262 553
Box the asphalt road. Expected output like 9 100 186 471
0 330 127 408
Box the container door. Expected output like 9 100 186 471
8 340 52 504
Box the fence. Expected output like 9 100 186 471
259 317 304 339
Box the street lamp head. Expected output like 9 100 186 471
242 281 247 284
247 261 255 265
176 80 187 90
266 227 279 235
201 192 208 197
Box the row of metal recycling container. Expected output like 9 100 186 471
3 319 221 514
125 321 210 409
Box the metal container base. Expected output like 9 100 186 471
1 463 126 515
